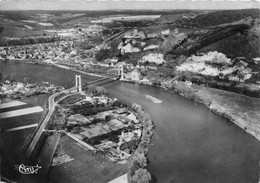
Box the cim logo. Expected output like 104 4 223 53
15 164 42 174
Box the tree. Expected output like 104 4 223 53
176 55 188 65
133 153 147 167
86 85 97 93
132 103 142 114
132 103 137 110
3 74 14 82
141 113 151 124
105 115 112 122
131 168 151 183
23 77 31 84
112 100 122 107
158 67 174 78
96 86 108 96
80 53 87 59
95 49 110 62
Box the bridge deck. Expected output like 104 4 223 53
83 76 119 86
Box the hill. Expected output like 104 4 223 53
164 23 252 57
200 17 260 57
176 9 260 28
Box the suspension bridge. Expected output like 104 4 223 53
70 65 124 92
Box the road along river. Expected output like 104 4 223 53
1 61 260 183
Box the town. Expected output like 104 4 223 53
1 25 259 92
1 7 260 183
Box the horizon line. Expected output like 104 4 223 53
0 8 259 11
0 0 258 11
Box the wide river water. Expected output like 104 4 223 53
1 62 260 183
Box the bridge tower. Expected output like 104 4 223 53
118 65 124 80
75 75 82 92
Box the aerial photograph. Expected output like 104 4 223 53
0 0 259 182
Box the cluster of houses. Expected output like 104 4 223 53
140 53 165 65
0 23 105 63
0 81 64 99
0 38 97 65
117 28 170 55
119 68 151 85
0 40 73 60
123 28 178 40
45 25 104 38
116 28 186 67
65 94 142 161
221 59 253 82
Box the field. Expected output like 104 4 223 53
92 15 161 23
0 26 53 38
177 9 260 28
49 135 128 183
0 100 45 177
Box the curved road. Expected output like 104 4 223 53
26 89 76 158
26 92 61 158
97 28 132 49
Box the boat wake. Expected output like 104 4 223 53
145 94 163 104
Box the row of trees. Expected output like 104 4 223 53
0 71 32 84
0 73 14 83
0 36 61 46
85 85 108 96
95 49 111 62
128 103 154 183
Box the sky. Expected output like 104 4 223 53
0 0 259 10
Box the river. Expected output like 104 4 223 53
1 62 260 183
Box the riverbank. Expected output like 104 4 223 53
5 60 259 142
162 81 260 142
54 62 260 141
127 103 154 183
48 62 260 142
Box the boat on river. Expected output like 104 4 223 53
145 94 163 103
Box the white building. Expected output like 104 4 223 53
131 69 142 81
141 53 165 65
120 43 140 55
143 44 159 51
161 29 170 36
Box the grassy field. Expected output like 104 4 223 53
58 94 85 105
0 27 49 38
49 135 128 183
0 102 44 170
20 94 50 108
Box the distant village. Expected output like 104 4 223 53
0 80 64 100
0 26 260 87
